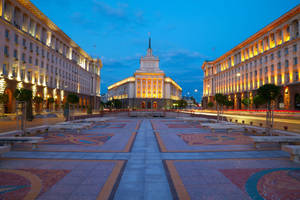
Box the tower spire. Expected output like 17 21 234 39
148 32 151 49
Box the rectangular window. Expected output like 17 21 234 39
35 59 38 66
294 71 299 81
22 53 25 62
285 73 289 83
294 57 298 65
265 56 268 63
12 67 16 77
4 46 9 57
265 67 268 73
277 62 281 70
285 48 288 55
27 71 31 81
271 64 274 71
5 29 9 40
2 64 8 75
293 44 297 52
29 56 32 64
41 61 44 68
277 50 281 58
285 60 289 68
30 43 33 51
22 38 26 48
271 54 274 60
14 34 18 44
13 50 18 59
36 46 39 55
278 75 281 84
20 69 25 80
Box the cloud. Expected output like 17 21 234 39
92 1 146 31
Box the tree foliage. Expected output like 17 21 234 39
253 95 265 108
207 102 214 108
0 93 9 104
176 100 187 108
14 88 32 102
47 97 55 104
257 84 281 105
215 93 227 106
14 88 33 121
241 98 251 106
67 93 79 104
107 99 122 109
33 96 43 104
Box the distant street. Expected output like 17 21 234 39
189 110 300 134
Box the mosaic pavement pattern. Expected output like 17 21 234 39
165 159 300 200
0 159 125 200
151 119 259 152
13 119 141 152
1 117 300 200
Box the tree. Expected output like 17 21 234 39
107 99 122 109
225 100 234 108
257 84 281 135
253 95 265 108
0 93 8 116
177 99 187 109
215 93 227 122
67 93 79 104
207 102 214 108
33 96 43 113
241 98 251 108
14 88 33 121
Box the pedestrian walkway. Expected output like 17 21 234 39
1 118 300 200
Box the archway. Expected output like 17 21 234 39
295 93 300 110
153 101 157 109
147 102 151 109
4 88 13 113
141 101 146 109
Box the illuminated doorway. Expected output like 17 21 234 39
153 101 157 109
141 101 146 109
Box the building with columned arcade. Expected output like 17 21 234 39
107 38 182 109
0 0 102 113
202 5 300 110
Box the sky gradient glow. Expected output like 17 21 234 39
31 0 300 101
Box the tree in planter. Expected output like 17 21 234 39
214 93 227 122
257 84 281 135
0 93 8 116
33 96 43 114
241 98 251 109
207 102 214 108
14 88 33 121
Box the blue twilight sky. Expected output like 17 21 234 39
31 0 299 101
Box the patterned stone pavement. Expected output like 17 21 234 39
1 118 300 200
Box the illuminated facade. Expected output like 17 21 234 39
0 0 102 113
108 38 182 109
202 5 300 110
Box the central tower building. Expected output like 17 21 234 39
107 38 182 109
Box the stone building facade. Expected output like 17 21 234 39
202 5 300 110
107 38 182 109
0 0 102 113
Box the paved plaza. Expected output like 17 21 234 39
1 117 300 200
